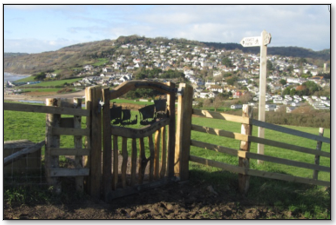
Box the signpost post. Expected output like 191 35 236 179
241 30 271 164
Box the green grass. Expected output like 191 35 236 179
111 98 154 105
15 76 36 83
92 58 109 66
20 88 64 93
21 78 82 87
4 102 330 218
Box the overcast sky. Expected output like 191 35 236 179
3 4 331 54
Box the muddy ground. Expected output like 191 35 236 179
4 177 296 220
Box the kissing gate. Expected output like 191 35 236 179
45 81 193 202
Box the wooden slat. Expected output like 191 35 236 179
154 129 160 179
238 105 252 195
192 124 330 158
121 137 128 188
74 98 84 192
192 139 329 172
249 136 330 158
192 124 248 141
251 119 330 144
51 127 90 136
192 109 250 124
246 168 330 187
108 80 176 99
160 126 167 178
4 102 89 117
191 139 238 156
138 138 148 184
49 168 90 177
167 82 176 178
131 138 137 186
4 141 44 166
148 135 155 182
190 155 245 174
110 118 170 139
246 151 330 173
60 118 74 128
314 128 324 180
102 88 112 197
50 148 90 156
112 135 119 190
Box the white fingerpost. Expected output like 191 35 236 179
241 30 272 164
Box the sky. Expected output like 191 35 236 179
3 4 331 54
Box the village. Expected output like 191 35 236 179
6 41 330 113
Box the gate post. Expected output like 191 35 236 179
166 82 176 178
175 83 193 181
238 104 253 195
85 86 102 199
45 98 61 192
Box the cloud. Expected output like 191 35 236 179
4 38 81 53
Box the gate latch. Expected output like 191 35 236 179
176 87 184 96
97 99 105 113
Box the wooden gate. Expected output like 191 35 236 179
101 81 178 201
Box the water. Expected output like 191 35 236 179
4 72 31 83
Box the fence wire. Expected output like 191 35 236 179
4 103 47 187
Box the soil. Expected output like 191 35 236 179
3 177 291 220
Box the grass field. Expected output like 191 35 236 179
3 102 331 218
20 78 82 87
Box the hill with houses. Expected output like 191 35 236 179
5 35 330 112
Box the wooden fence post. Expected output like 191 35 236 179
166 82 176 178
174 83 193 181
45 98 61 192
85 86 102 199
102 87 112 200
313 127 324 180
238 104 253 195
74 98 84 192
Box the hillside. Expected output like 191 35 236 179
4 35 330 75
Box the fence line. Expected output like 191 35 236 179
4 102 89 117
189 105 330 192
191 124 330 158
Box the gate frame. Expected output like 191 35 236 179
88 81 184 201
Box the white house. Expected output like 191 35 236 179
200 91 217 99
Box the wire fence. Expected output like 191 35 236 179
4 104 47 187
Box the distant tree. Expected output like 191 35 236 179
279 79 287 86
222 57 233 68
203 98 212 107
227 76 238 86
267 60 273 71
213 96 224 111
34 72 46 81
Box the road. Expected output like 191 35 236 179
4 90 86 102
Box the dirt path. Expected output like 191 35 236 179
4 179 288 219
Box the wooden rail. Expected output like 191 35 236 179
4 102 89 117
4 140 45 167
190 105 330 191
191 124 330 158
